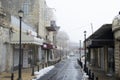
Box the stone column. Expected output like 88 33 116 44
6 44 13 72
94 48 98 67
104 46 108 73
90 48 94 66
98 48 101 67
114 40 120 78
5 28 13 72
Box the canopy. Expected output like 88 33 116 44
10 32 43 45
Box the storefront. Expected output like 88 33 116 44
10 16 44 69
10 32 43 69
41 43 54 66
86 24 114 73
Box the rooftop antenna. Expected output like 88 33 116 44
91 23 93 34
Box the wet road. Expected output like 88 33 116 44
38 54 83 80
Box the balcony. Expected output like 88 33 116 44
46 26 60 31
46 20 60 31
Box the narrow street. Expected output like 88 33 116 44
38 54 83 80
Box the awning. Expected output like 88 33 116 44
86 24 114 48
10 32 43 45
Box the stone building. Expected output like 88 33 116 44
86 24 115 77
112 12 120 79
9 0 43 70
0 0 13 72
0 0 60 72
83 11 120 80
86 13 120 79
41 1 60 65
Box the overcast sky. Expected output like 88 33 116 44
46 0 120 43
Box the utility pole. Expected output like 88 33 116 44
84 31 87 72
91 23 93 34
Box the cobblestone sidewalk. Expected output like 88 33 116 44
0 67 40 80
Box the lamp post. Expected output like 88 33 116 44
84 31 87 72
79 40 81 61
18 10 24 80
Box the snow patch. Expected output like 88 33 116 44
32 65 55 80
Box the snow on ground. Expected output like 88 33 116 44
32 65 55 80
67 56 70 59
80 56 89 80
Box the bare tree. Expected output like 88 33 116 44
56 31 70 58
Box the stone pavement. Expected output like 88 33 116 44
0 59 60 80
1 62 117 80
0 66 41 80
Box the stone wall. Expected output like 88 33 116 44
0 27 12 72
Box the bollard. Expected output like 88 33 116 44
87 69 89 75
88 69 91 79
96 77 98 80
11 72 14 80
31 65 34 76
81 62 83 68
91 73 94 80
84 65 86 72
86 67 88 75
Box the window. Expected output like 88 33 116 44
23 0 30 15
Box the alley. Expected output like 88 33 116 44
38 54 83 80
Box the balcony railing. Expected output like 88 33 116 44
46 26 60 31
46 20 60 31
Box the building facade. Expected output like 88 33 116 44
86 24 115 76
0 1 12 72
112 12 120 79
0 0 60 72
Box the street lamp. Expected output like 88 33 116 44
84 31 87 72
18 10 24 80
79 40 81 61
